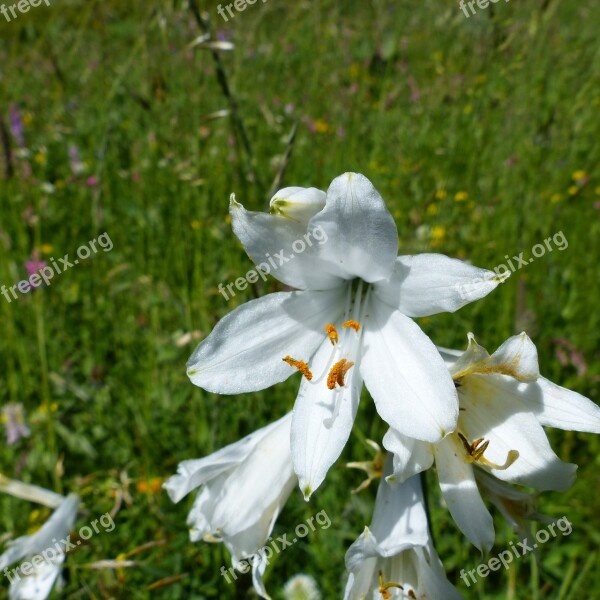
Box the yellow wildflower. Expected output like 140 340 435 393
431 226 446 241
313 120 332 134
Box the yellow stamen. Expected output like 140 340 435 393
343 319 361 332
282 356 313 380
327 358 354 390
378 570 403 599
325 323 338 345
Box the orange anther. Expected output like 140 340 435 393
327 359 354 390
325 323 338 345
283 356 313 380
343 320 361 332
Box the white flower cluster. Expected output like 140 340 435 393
166 173 600 598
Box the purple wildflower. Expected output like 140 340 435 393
8 104 25 148
2 403 31 445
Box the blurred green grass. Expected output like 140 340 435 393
0 0 599 597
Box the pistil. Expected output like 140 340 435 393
458 432 519 470
378 570 403 599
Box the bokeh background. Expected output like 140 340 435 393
1 0 599 598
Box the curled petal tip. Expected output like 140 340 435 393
494 270 511 284
229 193 242 209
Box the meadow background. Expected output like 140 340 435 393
1 0 599 598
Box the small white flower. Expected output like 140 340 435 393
384 332 600 552
0 494 79 600
344 461 462 599
164 413 296 599
187 173 503 499
283 573 321 600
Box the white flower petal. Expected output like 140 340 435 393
345 538 462 600
434 435 494 553
415 545 465 600
308 172 398 283
187 481 222 542
487 333 540 381
345 468 463 599
345 466 461 599
448 332 491 378
180 417 296 557
0 494 79 572
451 332 540 381
366 473 429 557
345 469 429 574
250 552 272 600
224 491 290 568
291 339 361 499
374 254 505 317
437 345 462 367
164 416 287 503
343 556 379 600
230 194 342 290
382 428 434 484
187 289 345 394
9 554 65 600
210 416 295 540
532 377 600 433
474 469 551 540
459 374 577 491
361 299 458 442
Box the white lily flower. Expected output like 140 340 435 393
0 494 79 600
384 332 600 552
164 413 296 600
344 462 463 600
187 173 504 498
